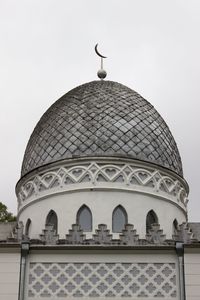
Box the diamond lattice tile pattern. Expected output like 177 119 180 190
21 81 182 177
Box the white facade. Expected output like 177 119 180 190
1 78 199 300
184 248 200 300
1 244 200 299
0 247 20 300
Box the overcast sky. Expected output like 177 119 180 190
0 0 200 221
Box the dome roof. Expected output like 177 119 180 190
21 80 183 177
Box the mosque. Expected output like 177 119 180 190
0 49 200 300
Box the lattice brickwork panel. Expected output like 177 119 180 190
28 262 177 298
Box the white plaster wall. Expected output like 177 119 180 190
184 251 200 300
0 250 20 300
19 188 186 239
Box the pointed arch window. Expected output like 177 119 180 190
173 219 178 235
77 205 92 232
146 210 158 233
112 205 128 233
25 218 31 237
46 210 58 233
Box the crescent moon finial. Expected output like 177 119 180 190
95 44 107 59
95 44 107 80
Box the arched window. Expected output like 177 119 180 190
146 210 158 233
173 219 178 235
46 210 58 233
112 205 128 233
77 205 92 232
25 219 31 237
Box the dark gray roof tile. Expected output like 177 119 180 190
21 81 183 177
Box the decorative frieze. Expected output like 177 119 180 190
6 221 200 246
17 162 188 208
93 224 112 244
13 221 24 241
37 223 169 246
146 224 166 245
173 222 197 244
40 224 59 245
120 224 139 245
66 224 85 244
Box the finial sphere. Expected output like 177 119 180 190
97 69 107 79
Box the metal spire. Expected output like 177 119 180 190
95 44 107 80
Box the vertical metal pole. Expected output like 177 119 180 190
176 242 186 300
18 242 30 300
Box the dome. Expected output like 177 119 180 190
21 80 183 177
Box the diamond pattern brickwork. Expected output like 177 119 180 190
21 81 183 177
28 262 177 298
